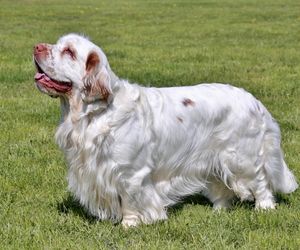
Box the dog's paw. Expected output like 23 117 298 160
255 199 276 210
121 215 140 229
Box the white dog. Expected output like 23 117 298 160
33 34 298 227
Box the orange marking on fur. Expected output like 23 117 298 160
99 82 110 101
61 45 76 60
182 98 195 107
86 51 100 72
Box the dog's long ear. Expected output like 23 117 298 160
82 51 112 103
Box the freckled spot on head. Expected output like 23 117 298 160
177 116 183 123
182 98 195 107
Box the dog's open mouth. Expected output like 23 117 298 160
34 60 72 93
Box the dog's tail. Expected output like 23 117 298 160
262 109 298 194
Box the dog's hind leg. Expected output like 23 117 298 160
253 162 276 210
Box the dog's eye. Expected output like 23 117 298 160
62 47 75 59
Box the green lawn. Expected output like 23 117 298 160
1 0 300 249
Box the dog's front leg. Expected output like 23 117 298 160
121 199 142 228
119 166 167 228
121 186 168 228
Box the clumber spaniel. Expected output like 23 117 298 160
33 34 298 227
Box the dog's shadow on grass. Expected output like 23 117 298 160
57 195 98 223
169 192 292 213
57 193 292 223
56 194 212 222
168 194 212 214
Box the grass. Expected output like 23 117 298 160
0 0 300 249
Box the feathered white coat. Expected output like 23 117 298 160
34 34 298 227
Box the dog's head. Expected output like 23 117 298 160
33 34 114 102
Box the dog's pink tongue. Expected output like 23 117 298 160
34 73 71 93
34 72 52 81
35 72 46 80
